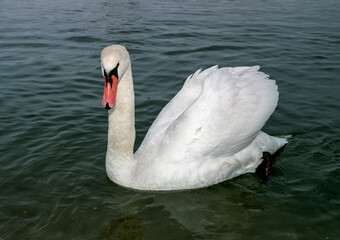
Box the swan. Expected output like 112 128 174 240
100 45 287 191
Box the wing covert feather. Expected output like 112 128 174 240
157 66 279 161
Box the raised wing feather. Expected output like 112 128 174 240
136 66 218 157
154 66 279 162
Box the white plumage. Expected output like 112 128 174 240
101 45 287 191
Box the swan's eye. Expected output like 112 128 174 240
109 63 119 79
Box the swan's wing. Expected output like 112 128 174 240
136 66 219 156
155 66 279 161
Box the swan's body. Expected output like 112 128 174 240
101 45 287 191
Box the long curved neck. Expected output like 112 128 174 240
106 65 136 185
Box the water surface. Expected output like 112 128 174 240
0 0 339 239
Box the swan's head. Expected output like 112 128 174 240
101 45 130 110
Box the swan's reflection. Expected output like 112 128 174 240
98 174 264 239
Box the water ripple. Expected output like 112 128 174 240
1 0 340 239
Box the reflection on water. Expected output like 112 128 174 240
0 0 339 239
100 175 263 239
95 214 146 240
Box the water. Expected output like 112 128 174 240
0 0 339 239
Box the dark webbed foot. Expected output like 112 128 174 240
255 145 286 180
255 152 273 179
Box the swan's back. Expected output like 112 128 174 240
136 66 279 164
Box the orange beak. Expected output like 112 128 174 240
102 75 118 110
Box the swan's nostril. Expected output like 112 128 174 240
105 102 111 110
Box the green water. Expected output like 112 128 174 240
0 0 339 239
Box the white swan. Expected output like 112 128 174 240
101 45 287 191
